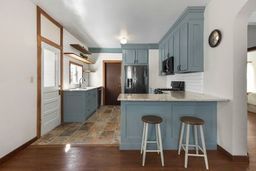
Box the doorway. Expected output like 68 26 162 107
41 43 61 136
36 7 63 138
247 48 256 161
103 60 122 105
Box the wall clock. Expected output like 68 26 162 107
208 29 222 48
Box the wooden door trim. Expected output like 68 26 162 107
41 36 62 50
37 6 64 138
102 60 122 105
248 46 256 52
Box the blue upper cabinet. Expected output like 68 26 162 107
168 34 174 58
123 46 149 65
163 39 169 60
179 21 189 72
136 49 148 65
188 19 204 72
159 7 205 74
174 28 180 73
123 49 136 65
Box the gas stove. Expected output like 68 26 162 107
154 81 185 94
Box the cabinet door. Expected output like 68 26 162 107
136 49 148 65
159 43 164 75
168 34 174 58
84 91 90 119
91 89 98 112
123 49 136 65
188 20 204 72
174 29 180 73
179 22 188 72
163 39 169 60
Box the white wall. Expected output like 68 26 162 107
63 29 89 89
89 53 122 87
148 49 204 93
204 0 256 155
0 0 37 158
166 73 204 93
248 25 256 48
148 50 167 90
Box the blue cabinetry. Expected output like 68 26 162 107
136 49 148 65
179 22 189 72
64 88 98 123
123 49 136 65
120 101 217 150
123 48 148 65
159 7 204 75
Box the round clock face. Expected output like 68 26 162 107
209 29 222 48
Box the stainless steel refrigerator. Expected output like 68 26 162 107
124 65 148 93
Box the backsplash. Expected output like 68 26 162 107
166 72 204 93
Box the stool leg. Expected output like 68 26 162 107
157 124 164 167
194 125 199 154
142 123 148 166
155 124 160 154
141 123 146 154
200 125 209 170
185 124 190 168
178 123 185 155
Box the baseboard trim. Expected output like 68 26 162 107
217 145 249 163
0 137 37 164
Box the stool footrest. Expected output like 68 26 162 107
145 150 161 153
146 141 157 143
187 154 205 157
181 144 204 153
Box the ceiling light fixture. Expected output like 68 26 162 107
120 37 127 45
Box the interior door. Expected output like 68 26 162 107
105 62 121 105
41 43 61 136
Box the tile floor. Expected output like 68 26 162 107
33 106 120 145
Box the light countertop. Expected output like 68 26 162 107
63 86 102 92
117 91 228 102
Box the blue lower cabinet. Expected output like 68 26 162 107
120 101 217 150
64 89 98 123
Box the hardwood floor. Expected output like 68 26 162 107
0 113 255 171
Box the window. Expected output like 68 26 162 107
69 62 83 85
43 47 59 88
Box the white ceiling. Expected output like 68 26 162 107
31 0 206 48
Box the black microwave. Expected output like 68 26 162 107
162 56 174 75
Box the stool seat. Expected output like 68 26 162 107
180 116 204 125
142 115 163 124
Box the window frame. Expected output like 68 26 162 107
69 61 83 85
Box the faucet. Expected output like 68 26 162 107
79 77 83 88
79 76 87 88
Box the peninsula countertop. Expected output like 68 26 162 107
117 91 228 102
63 86 102 92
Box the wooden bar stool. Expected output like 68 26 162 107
178 116 209 170
140 115 164 167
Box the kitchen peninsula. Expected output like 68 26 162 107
118 92 227 150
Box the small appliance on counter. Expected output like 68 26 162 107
154 81 185 94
